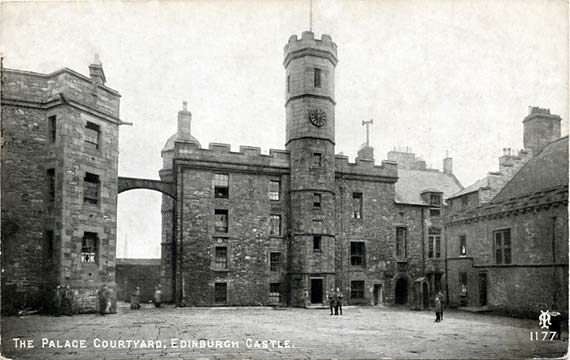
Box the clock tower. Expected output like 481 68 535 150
284 31 338 306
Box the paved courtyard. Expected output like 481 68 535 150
1 304 567 359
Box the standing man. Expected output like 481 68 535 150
98 284 108 316
53 285 63 317
437 291 444 321
327 287 335 315
63 284 74 316
336 287 343 315
434 295 442 322
153 284 163 308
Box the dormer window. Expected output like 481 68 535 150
429 193 442 217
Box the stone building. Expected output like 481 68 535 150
1 58 122 313
158 31 462 308
446 108 568 317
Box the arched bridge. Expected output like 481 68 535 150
118 176 176 199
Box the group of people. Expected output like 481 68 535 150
129 285 163 310
53 284 74 316
328 287 344 316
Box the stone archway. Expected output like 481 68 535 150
118 177 176 199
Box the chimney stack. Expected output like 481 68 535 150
88 54 106 86
523 106 561 155
177 101 192 140
443 154 453 175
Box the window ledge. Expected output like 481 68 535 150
396 258 408 263
212 268 230 273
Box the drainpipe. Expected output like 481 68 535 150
178 165 185 306
421 208 425 274
551 216 557 308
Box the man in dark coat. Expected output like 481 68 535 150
53 285 63 317
63 284 74 316
130 286 141 310
336 287 343 316
328 287 335 315
434 295 442 322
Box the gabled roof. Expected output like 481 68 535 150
449 176 489 199
492 136 568 202
395 169 463 205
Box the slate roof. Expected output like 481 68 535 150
395 169 463 205
492 136 568 202
448 177 489 199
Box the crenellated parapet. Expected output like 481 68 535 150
174 141 290 172
335 155 398 183
283 31 338 67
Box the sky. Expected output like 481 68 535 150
1 0 568 258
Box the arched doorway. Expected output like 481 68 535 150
395 278 408 305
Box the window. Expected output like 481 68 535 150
313 153 322 167
396 227 407 258
214 209 228 233
459 235 467 256
85 122 101 150
269 252 282 273
494 229 511 264
314 68 322 88
313 193 321 208
45 230 55 265
352 192 363 219
313 235 321 251
428 227 441 258
270 282 280 294
47 169 55 205
287 75 291 93
214 283 227 304
81 232 98 263
83 173 100 205
48 115 57 143
461 196 469 209
213 174 229 198
459 272 467 294
350 280 364 299
429 193 442 217
214 246 228 269
269 180 280 201
270 252 281 272
351 241 365 266
269 215 281 236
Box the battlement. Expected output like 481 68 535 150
174 142 290 169
523 106 562 122
283 31 338 67
335 155 398 182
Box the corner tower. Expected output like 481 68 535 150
284 31 338 307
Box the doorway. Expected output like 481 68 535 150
395 278 408 305
310 278 323 304
478 272 487 307
422 281 430 309
373 284 383 305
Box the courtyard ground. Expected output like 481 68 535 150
1 303 567 359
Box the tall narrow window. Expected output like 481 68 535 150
352 192 363 219
350 241 365 266
313 153 322 167
313 235 321 251
314 68 322 88
313 193 321 208
214 283 227 304
269 215 281 236
494 229 511 264
459 235 467 256
396 227 407 258
47 168 55 205
81 232 98 263
428 227 441 258
214 246 228 269
269 180 280 201
83 172 100 205
287 75 291 93
214 209 228 233
45 230 55 266
213 174 229 198
270 252 281 272
48 115 57 143
350 280 364 299
85 122 101 150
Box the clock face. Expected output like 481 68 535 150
309 108 327 127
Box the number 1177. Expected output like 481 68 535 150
530 331 557 341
